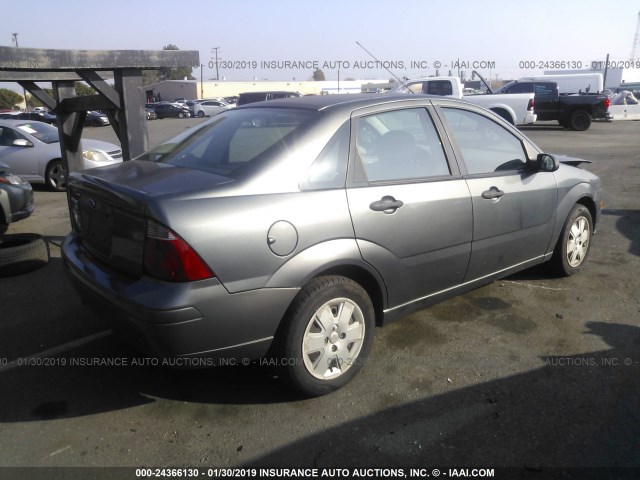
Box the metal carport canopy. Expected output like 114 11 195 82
0 46 199 174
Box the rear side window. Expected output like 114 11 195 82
301 121 350 190
152 108 317 178
356 108 450 182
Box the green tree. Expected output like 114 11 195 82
142 70 161 86
159 44 195 81
312 68 326 81
75 83 97 96
0 88 23 110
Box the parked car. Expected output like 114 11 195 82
85 110 110 127
192 99 231 117
62 95 602 396
0 120 123 191
153 103 191 119
7 111 58 125
236 91 301 106
0 162 34 236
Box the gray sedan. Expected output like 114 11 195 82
62 95 603 396
0 120 123 191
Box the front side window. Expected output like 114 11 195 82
355 108 450 182
441 108 527 174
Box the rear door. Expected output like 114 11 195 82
346 103 473 309
437 105 557 281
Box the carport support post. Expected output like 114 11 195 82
52 80 86 180
113 68 148 160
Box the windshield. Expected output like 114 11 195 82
138 107 318 178
16 122 60 144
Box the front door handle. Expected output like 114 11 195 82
481 187 505 200
369 195 404 214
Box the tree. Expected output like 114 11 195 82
142 70 161 86
312 68 326 81
75 83 97 96
158 44 195 81
0 88 23 110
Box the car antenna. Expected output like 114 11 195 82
355 41 410 91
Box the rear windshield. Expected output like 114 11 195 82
140 108 317 178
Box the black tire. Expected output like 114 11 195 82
550 204 593 276
45 160 66 191
198 111 205 118
0 233 50 277
275 276 375 397
178 112 185 118
568 110 591 131
0 223 7 237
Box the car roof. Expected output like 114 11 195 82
235 93 461 113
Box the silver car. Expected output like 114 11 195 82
0 120 123 191
62 95 603 396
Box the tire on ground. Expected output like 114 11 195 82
274 275 375 397
0 233 50 277
550 204 593 276
568 110 592 131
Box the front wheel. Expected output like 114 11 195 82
276 276 375 396
45 160 66 191
551 204 593 276
198 111 205 117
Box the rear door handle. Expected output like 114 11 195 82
481 187 505 200
369 195 404 214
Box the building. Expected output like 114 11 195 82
145 79 391 102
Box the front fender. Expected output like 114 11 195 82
547 181 600 254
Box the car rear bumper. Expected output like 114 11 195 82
62 234 298 363
0 182 34 223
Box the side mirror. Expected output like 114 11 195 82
536 153 559 172
12 139 34 148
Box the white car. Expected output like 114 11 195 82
0 120 123 191
192 99 231 117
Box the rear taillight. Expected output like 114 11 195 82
144 221 214 282
604 97 611 109
527 98 535 111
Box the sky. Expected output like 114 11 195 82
1 0 639 86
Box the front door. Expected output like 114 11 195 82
438 106 557 281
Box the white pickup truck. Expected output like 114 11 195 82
390 76 537 126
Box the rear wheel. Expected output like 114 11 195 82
198 111 205 118
569 110 591 131
276 276 375 396
45 160 66 191
551 204 593 276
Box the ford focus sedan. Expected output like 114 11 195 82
62 95 603 396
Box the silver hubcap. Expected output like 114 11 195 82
566 215 590 267
302 298 365 380
49 163 66 189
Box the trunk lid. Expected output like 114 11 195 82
68 160 232 277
